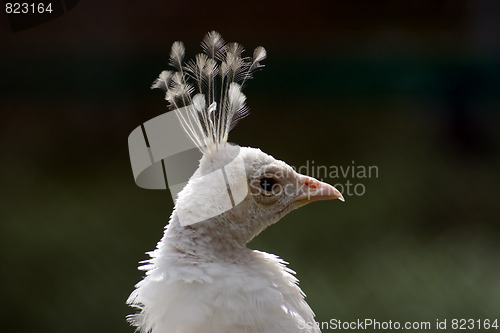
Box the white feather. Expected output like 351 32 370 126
151 32 265 157
253 46 267 64
127 147 322 333
169 41 185 70
192 93 206 113
223 83 246 142
132 34 328 333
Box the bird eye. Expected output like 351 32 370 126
260 178 276 192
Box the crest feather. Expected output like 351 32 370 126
152 31 266 157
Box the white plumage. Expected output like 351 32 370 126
127 32 344 333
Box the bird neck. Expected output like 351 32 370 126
163 212 252 262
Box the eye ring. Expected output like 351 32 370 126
260 177 276 192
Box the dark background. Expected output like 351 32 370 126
1 1 499 332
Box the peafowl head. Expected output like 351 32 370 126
172 144 343 247
150 31 343 249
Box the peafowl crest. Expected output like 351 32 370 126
151 31 266 156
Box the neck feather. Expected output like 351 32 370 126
162 211 252 261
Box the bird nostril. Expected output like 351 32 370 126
304 177 319 189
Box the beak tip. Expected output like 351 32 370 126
297 175 346 203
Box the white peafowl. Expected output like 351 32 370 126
127 31 344 333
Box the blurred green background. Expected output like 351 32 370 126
1 1 499 332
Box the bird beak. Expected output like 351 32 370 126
295 175 345 203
